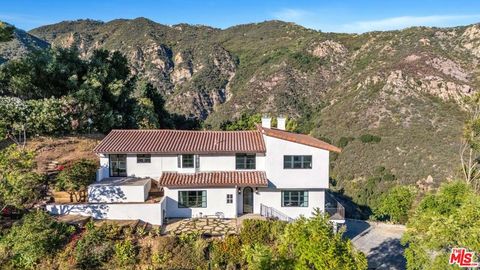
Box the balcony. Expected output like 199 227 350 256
325 192 345 221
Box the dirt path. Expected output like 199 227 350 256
345 219 406 270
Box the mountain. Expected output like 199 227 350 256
0 26 49 63
7 18 480 208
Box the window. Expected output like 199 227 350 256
226 194 233 204
283 155 312 169
110 154 127 177
178 191 206 208
236 153 256 169
282 191 309 207
178 154 195 168
137 154 151 163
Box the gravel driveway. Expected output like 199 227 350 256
344 219 406 270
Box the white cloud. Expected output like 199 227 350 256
341 14 480 33
273 8 312 21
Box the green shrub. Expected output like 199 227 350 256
0 145 45 211
278 211 367 269
55 159 97 202
221 113 262 131
374 166 396 181
239 219 286 246
74 223 115 269
114 239 137 267
338 136 355 148
210 236 243 269
373 186 416 224
26 97 77 135
403 181 480 269
359 134 381 143
0 211 75 269
152 235 208 269
242 243 276 270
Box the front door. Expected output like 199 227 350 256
243 187 254 213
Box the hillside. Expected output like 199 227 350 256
0 26 49 63
2 18 478 208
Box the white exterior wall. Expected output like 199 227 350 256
126 154 178 178
97 153 266 181
88 180 150 203
263 135 330 189
46 200 163 225
254 188 325 219
91 133 334 221
164 187 238 218
97 154 110 181
200 154 266 171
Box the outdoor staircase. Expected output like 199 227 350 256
147 180 164 202
260 204 294 222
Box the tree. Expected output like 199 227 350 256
0 47 87 99
221 113 262 131
0 22 14 42
135 80 172 128
460 92 480 192
278 210 367 269
0 210 75 269
373 185 416 224
0 145 44 211
402 181 480 269
55 159 97 202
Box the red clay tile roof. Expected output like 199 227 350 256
93 129 266 154
158 171 268 188
257 125 342 153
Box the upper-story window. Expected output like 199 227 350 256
236 153 256 170
178 154 199 169
137 154 151 163
283 155 312 169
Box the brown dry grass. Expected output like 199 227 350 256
25 134 104 173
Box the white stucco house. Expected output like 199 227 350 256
47 117 344 225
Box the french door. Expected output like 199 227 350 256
110 154 127 177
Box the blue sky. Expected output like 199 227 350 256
2 0 480 33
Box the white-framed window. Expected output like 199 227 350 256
226 194 233 204
283 155 312 169
177 154 199 168
281 190 309 207
137 154 151 163
178 190 207 208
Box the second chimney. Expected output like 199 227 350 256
277 116 286 130
261 116 271 128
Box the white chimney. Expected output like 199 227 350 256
261 116 271 128
277 116 286 130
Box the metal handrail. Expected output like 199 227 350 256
260 203 294 222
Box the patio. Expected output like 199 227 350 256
163 214 265 236
164 217 237 236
